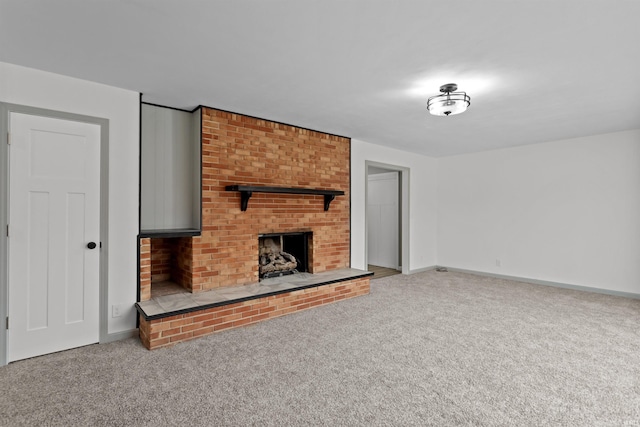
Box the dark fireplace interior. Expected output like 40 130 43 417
259 232 311 280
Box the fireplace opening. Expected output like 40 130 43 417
259 232 311 280
149 237 192 297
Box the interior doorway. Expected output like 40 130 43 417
366 162 409 277
7 113 101 362
1 103 109 366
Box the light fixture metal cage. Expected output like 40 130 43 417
427 83 471 116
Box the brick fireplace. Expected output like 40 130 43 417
137 107 371 349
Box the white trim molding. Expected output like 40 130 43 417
442 267 640 300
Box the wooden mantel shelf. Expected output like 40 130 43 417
225 185 345 211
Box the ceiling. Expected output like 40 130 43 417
1 0 639 157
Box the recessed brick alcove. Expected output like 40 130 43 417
137 107 371 349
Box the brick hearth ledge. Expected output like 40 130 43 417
137 268 372 350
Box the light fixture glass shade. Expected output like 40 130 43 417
427 86 471 116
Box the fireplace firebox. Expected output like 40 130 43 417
259 232 311 280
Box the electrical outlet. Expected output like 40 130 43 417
112 304 122 318
496 259 501 267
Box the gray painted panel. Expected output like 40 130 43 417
191 108 202 229
140 104 199 230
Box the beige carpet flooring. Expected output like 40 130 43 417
1 271 639 426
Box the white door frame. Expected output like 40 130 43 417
0 103 109 366
365 161 410 274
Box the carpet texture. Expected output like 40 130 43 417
1 271 639 426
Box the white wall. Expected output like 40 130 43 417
437 130 640 294
0 62 140 334
351 139 438 272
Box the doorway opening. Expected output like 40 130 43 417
0 103 109 366
365 162 409 278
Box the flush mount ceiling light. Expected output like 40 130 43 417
427 83 471 116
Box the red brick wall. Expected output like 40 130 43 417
137 109 367 350
139 238 151 302
172 237 193 290
146 237 193 291
150 239 172 282
190 108 351 291
139 277 370 350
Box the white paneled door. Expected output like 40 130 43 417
8 113 100 362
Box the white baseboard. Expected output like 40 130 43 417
442 267 640 300
407 265 437 275
100 329 138 344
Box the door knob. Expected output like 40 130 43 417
87 242 97 249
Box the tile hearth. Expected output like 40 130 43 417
136 268 372 321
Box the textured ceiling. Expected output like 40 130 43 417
1 0 639 156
